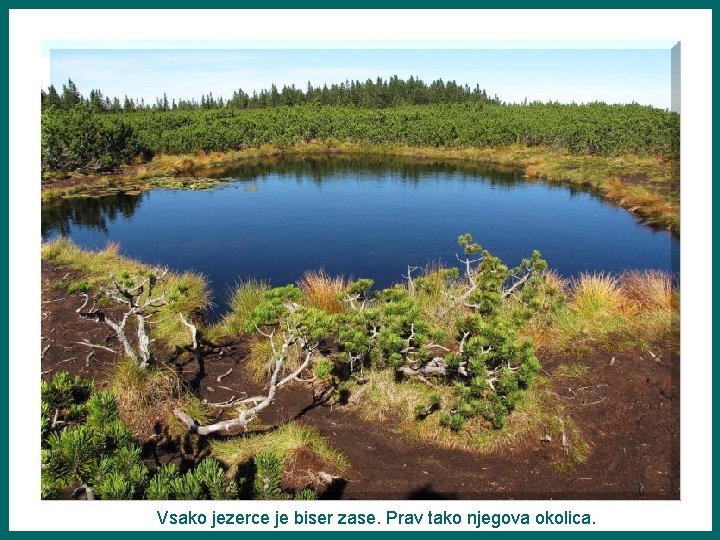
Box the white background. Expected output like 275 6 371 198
9 8 712 532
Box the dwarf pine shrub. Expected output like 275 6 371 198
253 451 284 500
41 373 239 500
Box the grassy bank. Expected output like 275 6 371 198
42 239 678 460
42 141 679 233
42 238 209 349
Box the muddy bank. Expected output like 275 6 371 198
41 260 679 499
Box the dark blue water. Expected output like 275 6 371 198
42 158 679 319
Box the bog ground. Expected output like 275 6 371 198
41 260 678 499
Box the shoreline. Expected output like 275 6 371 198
41 141 679 235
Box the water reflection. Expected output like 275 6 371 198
42 191 145 239
40 157 677 322
212 156 530 187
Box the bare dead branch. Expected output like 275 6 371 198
102 311 138 363
502 270 531 298
403 265 422 292
136 314 151 368
202 395 248 409
559 416 568 450
397 356 469 380
50 409 73 431
75 340 116 354
317 471 342 486
401 323 416 354
174 341 318 436
458 331 470 354
179 313 198 350
75 293 90 314
216 368 233 383
75 271 171 368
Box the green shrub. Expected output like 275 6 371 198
145 464 179 500
313 358 335 380
253 451 284 500
294 489 318 500
42 106 151 172
193 458 238 500
42 103 679 164
41 371 93 412
66 280 91 294
170 472 205 500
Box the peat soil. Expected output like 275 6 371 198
41 260 679 500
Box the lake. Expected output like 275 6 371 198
42 157 679 320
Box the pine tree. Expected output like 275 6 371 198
61 79 82 108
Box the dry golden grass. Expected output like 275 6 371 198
523 269 679 356
297 269 348 314
544 270 570 296
618 270 679 352
541 273 630 353
525 164 541 178
620 270 678 312
358 369 442 426
603 177 678 232
521 272 627 354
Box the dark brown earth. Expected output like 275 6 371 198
41 260 679 500
41 167 141 191
617 173 679 198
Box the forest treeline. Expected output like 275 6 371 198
41 77 680 173
41 76 500 112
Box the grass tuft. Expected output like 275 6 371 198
521 269 678 356
356 370 563 455
553 363 590 380
571 273 625 317
106 357 210 439
298 269 348 314
620 270 678 312
210 422 348 476
525 164 541 178
211 279 269 338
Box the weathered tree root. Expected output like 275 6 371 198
175 325 318 435
74 271 167 368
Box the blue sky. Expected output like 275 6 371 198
49 48 672 109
